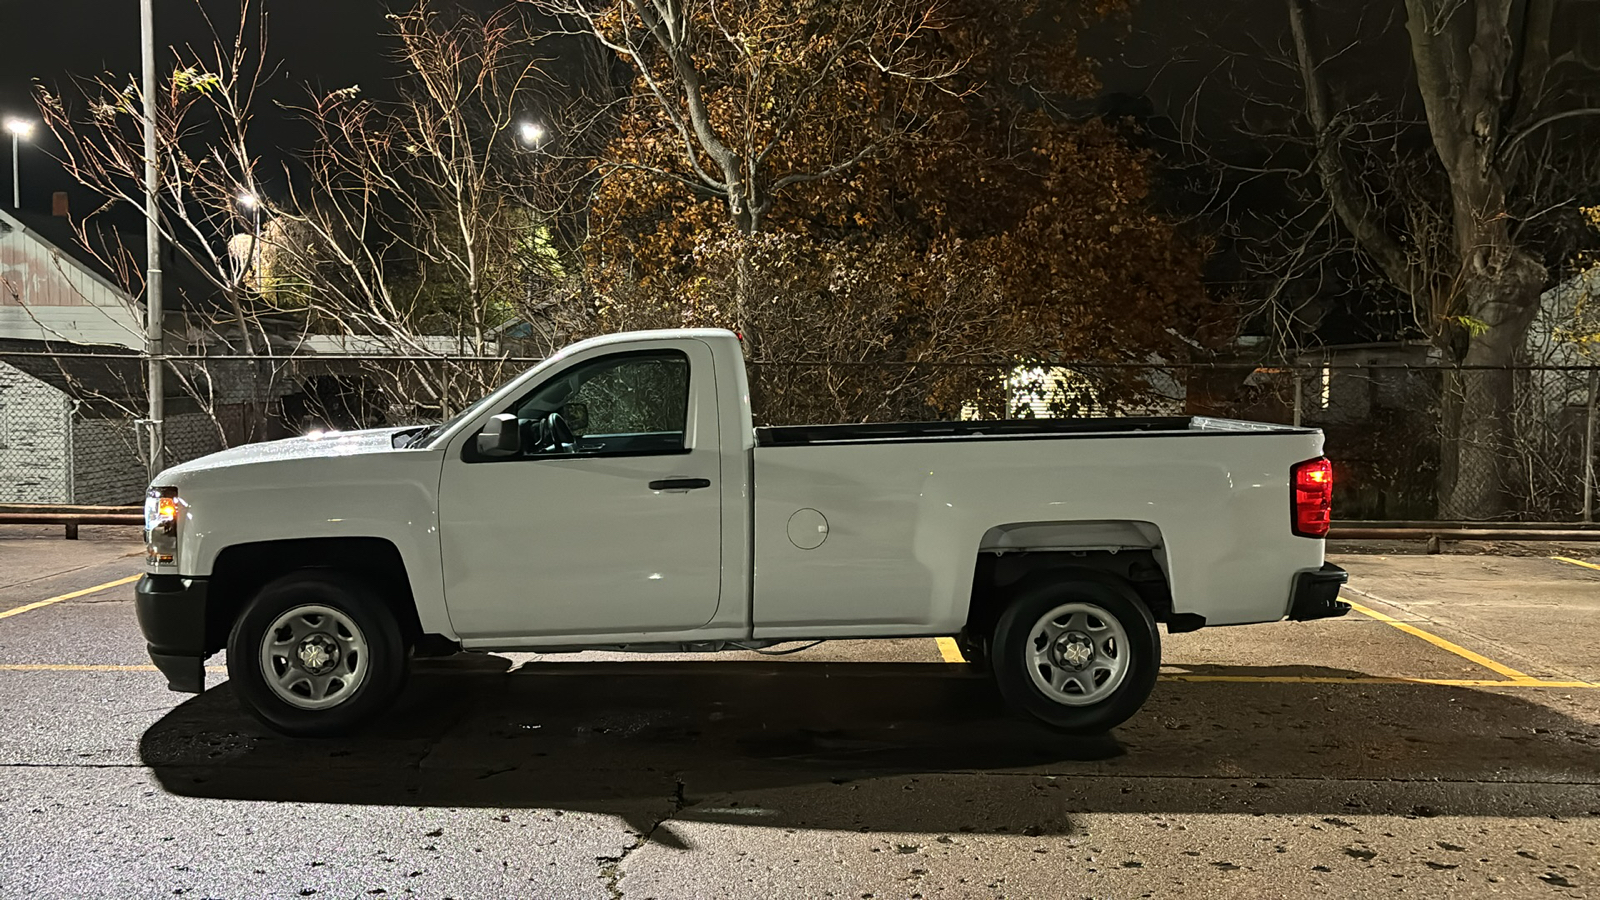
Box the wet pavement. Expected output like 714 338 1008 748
0 526 1596 898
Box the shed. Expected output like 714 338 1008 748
0 340 223 504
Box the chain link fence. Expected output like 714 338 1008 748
2 349 1595 521
750 359 1599 522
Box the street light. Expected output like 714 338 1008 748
237 190 263 282
518 121 546 146
5 116 34 209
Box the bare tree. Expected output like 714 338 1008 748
1294 0 1520 516
38 0 275 357
1149 0 1600 517
266 4 596 418
35 1 596 439
35 0 298 446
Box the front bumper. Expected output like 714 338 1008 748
134 574 212 693
1287 562 1350 621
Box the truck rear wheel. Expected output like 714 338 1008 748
226 571 408 737
991 579 1160 734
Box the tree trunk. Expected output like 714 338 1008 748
732 230 766 421
1404 0 1547 518
1436 255 1544 517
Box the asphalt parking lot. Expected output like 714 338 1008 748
1 526 1597 899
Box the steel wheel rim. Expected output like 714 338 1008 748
259 604 370 710
1024 601 1131 706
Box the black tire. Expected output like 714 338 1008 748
990 578 1160 734
226 571 409 737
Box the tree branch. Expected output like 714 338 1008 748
1287 0 1419 295
1501 107 1600 159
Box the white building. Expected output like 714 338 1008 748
0 207 220 504
0 207 145 348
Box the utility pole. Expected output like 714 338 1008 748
142 0 165 476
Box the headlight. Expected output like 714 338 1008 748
145 486 181 567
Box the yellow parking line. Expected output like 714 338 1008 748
1552 556 1600 572
0 574 141 621
935 637 967 663
0 661 1588 687
1344 599 1532 681
0 664 158 672
1159 674 1594 688
0 664 226 673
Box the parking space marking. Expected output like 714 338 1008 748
1553 555 1600 572
0 662 1586 687
0 574 141 621
1160 673 1595 688
1342 597 1534 681
0 664 227 673
935 637 966 663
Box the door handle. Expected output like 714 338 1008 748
649 478 712 491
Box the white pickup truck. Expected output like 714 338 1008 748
136 328 1348 737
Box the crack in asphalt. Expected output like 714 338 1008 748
0 549 141 596
0 762 148 769
597 776 688 900
0 565 106 597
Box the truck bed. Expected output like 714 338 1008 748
750 417 1326 638
754 416 1313 447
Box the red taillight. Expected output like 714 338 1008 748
1292 457 1333 537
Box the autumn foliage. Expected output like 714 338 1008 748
562 0 1219 421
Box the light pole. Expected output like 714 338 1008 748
235 189 263 422
4 116 33 209
237 191 262 277
514 121 548 318
142 0 165 476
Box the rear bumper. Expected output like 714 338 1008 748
1287 562 1350 621
134 574 211 693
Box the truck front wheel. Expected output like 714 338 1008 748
226 572 408 737
991 579 1160 734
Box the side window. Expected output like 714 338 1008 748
488 350 690 459
562 354 689 438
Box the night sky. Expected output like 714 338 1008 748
0 0 1333 219
0 0 407 213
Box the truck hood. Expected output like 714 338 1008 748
156 427 420 481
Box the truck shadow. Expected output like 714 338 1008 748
140 658 1600 839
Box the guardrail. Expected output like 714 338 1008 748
1330 520 1600 538
1331 519 1600 538
1328 521 1600 552
0 505 142 539
1333 519 1600 531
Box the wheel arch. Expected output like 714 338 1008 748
206 537 425 655
964 520 1177 643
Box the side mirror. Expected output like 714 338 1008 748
565 401 590 435
475 413 522 458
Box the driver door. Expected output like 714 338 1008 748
438 339 724 640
